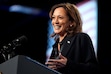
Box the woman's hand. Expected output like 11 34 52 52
45 53 67 70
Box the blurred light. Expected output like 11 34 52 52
9 5 41 15
77 0 98 55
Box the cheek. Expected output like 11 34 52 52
63 22 70 27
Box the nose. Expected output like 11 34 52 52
54 18 59 24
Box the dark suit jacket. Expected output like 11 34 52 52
50 32 100 74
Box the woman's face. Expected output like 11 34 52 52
51 7 71 36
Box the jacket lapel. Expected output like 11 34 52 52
61 36 74 56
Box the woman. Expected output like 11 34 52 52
45 2 99 74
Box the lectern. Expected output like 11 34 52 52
0 55 61 74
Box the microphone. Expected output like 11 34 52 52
1 35 28 54
0 35 28 61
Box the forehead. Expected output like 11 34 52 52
53 7 67 15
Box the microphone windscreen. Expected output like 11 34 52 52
12 35 28 46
